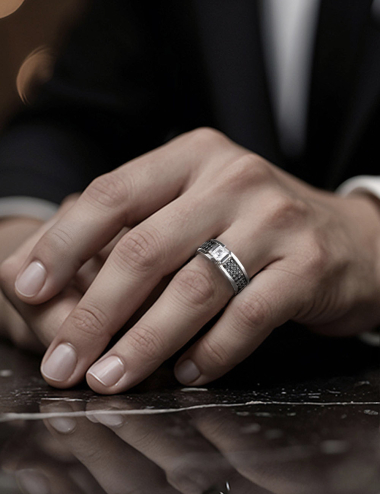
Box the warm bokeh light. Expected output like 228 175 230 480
16 46 54 104
0 0 25 19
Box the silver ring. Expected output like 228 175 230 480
203 481 231 493
196 239 250 295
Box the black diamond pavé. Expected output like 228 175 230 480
200 240 216 252
223 258 248 293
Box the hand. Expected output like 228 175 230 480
2 399 267 494
0 195 128 351
2 128 380 394
0 216 45 352
5 396 375 494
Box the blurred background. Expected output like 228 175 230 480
0 0 88 132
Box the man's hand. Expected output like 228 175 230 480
0 198 88 351
2 128 380 394
0 216 44 352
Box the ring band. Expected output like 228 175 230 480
196 239 250 295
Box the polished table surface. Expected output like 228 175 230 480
0 323 379 494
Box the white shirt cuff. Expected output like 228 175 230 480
0 196 58 222
336 175 380 199
336 175 380 347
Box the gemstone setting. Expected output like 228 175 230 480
210 245 230 263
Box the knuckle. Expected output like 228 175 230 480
60 193 80 210
172 265 217 309
167 465 209 494
113 227 164 273
266 193 308 228
187 126 225 145
69 304 109 340
84 173 127 210
128 428 160 450
233 294 271 331
201 336 230 367
44 226 74 251
127 324 165 361
32 227 76 267
216 154 272 192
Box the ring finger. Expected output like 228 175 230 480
84 226 273 394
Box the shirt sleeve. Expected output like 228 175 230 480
0 197 58 221
336 175 380 347
336 175 380 198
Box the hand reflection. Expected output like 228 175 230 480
2 398 376 494
39 400 267 494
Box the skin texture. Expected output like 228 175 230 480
1 128 380 394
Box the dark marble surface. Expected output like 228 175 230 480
0 324 379 494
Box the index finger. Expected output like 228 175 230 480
13 131 205 304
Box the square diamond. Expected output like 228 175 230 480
210 245 230 262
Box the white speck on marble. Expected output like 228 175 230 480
0 369 13 377
320 440 349 454
240 423 261 433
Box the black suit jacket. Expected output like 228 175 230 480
0 0 379 204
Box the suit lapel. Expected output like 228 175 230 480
304 0 374 187
191 0 282 165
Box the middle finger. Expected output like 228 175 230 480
40 192 231 388
84 226 271 394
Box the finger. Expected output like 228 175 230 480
84 227 273 394
174 265 304 386
74 227 130 292
13 131 211 304
41 402 178 494
0 292 44 353
2 421 89 494
1 274 81 347
191 407 286 493
0 198 85 347
86 400 236 494
40 192 231 388
0 193 79 298
1 224 83 348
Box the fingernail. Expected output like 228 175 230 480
16 469 50 494
96 412 125 428
175 359 201 384
86 412 99 423
41 343 77 382
88 356 124 387
15 261 47 297
47 416 76 434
